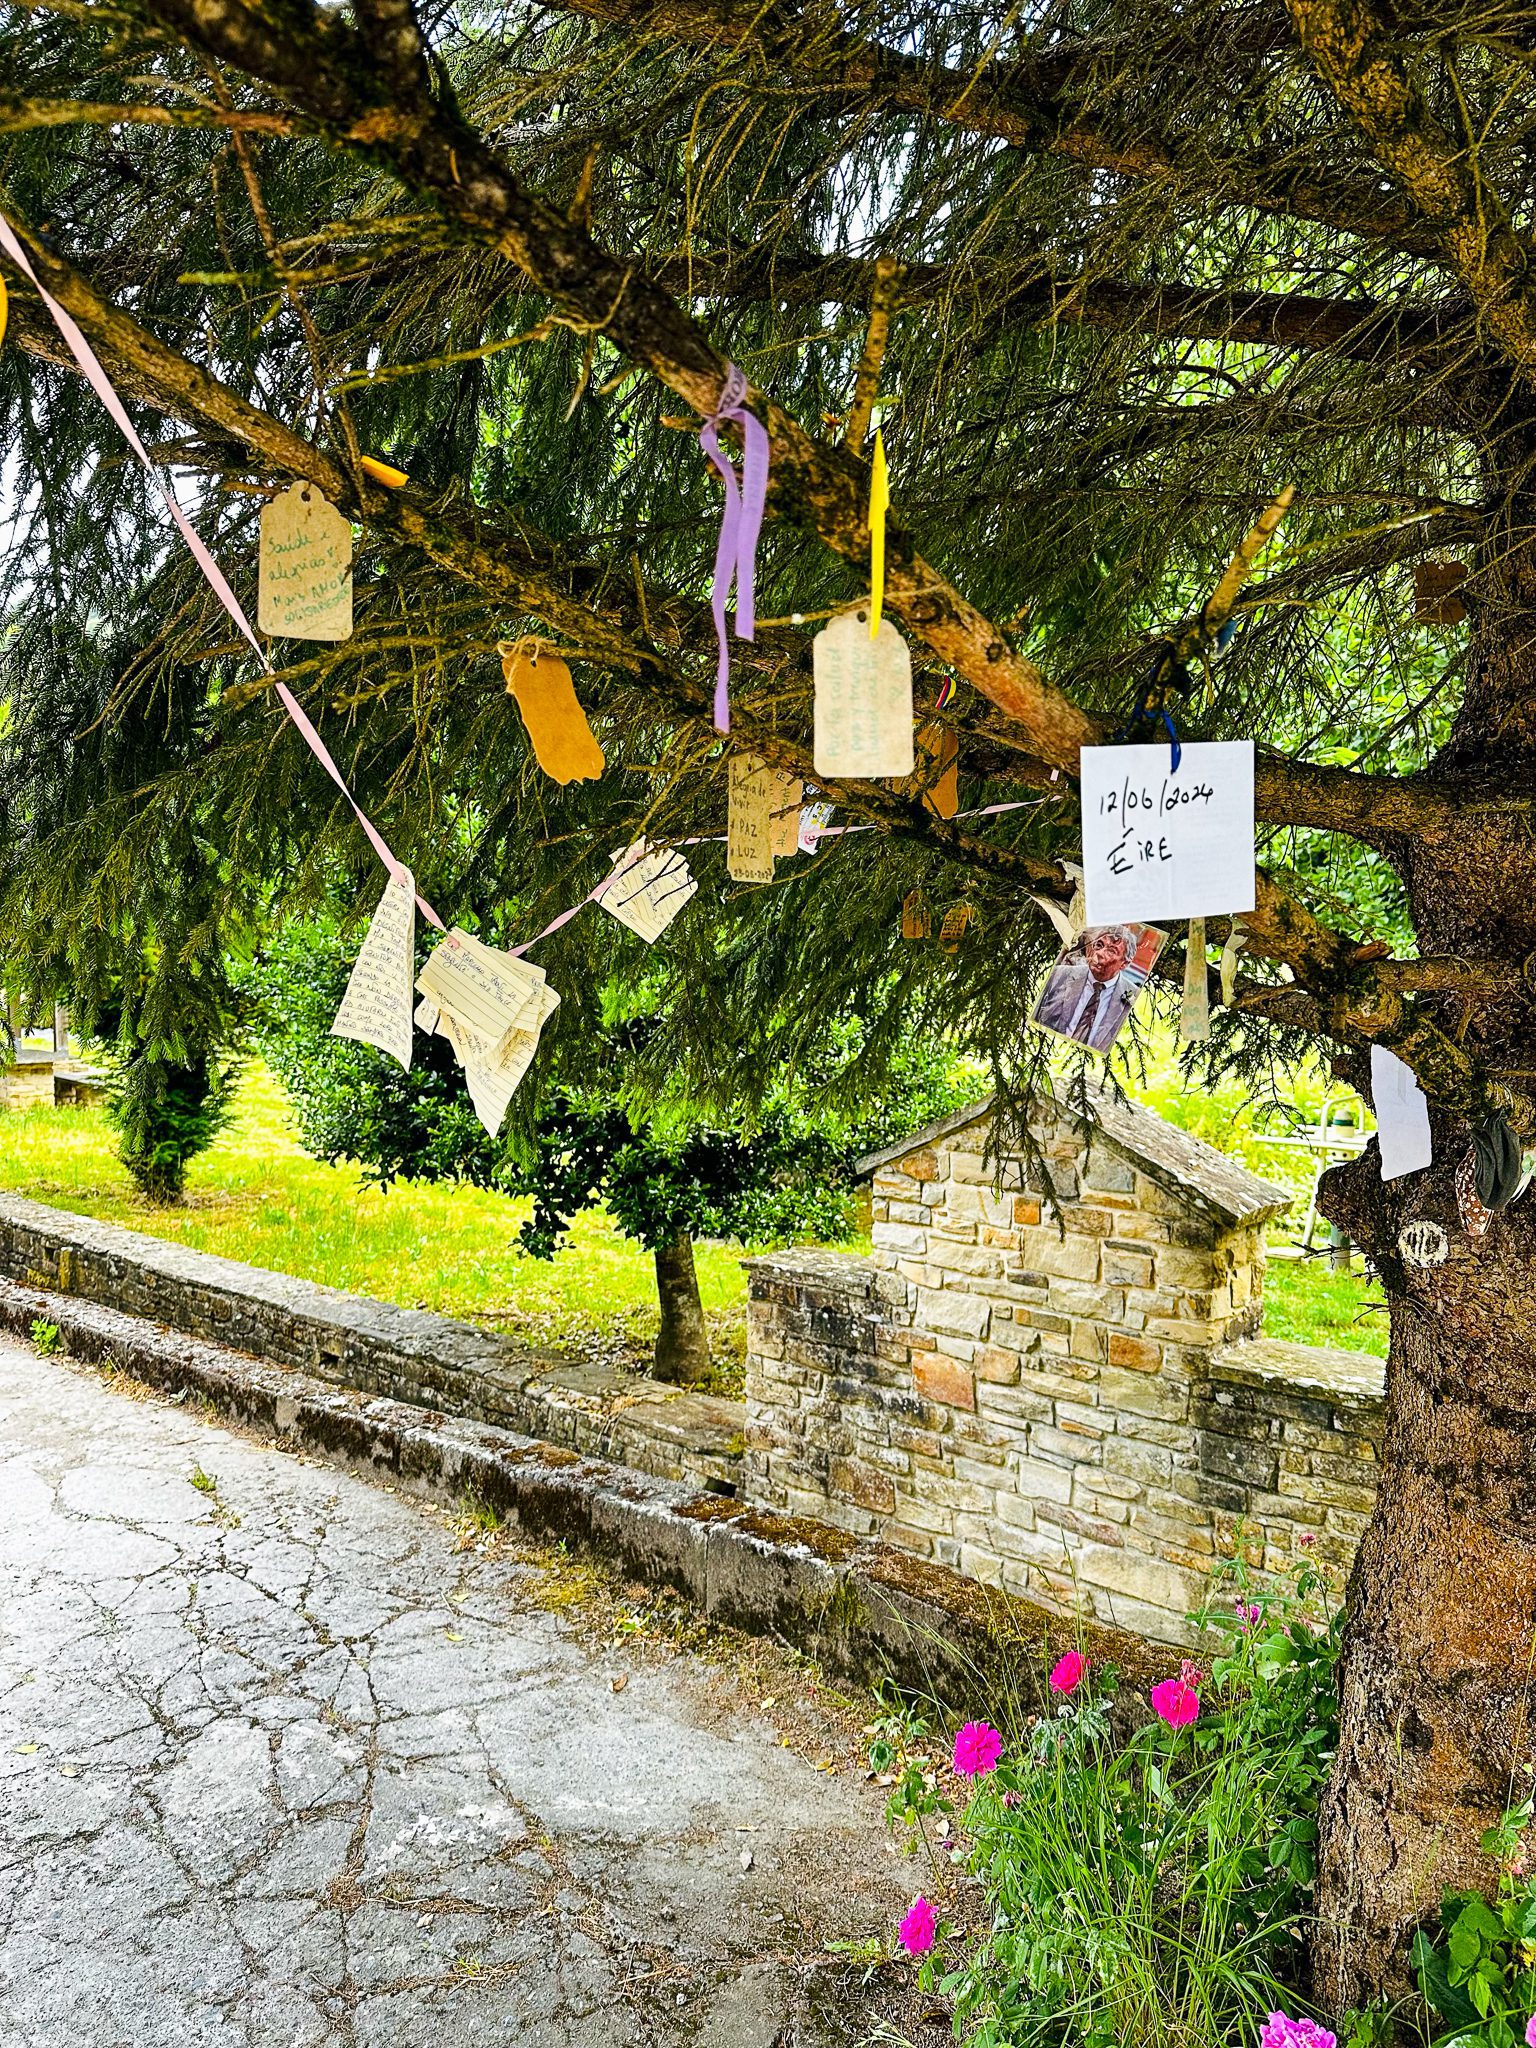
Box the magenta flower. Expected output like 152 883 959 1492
952 1720 1003 1776
898 1895 938 1955
1525 2018 1536 2048
1050 1651 1087 1696
1236 1600 1261 1630
1259 2012 1336 2048
1150 1677 1201 1729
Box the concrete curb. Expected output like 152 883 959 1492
1 1274 1164 1705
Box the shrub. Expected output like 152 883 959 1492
1412 1801 1536 2048
899 1568 1341 2048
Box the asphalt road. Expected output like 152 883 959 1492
0 1334 918 2047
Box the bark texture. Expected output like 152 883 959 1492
652 1232 711 1387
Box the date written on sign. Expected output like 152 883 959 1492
1080 741 1255 925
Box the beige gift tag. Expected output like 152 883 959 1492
258 483 352 641
728 755 776 883
813 612 914 779
768 772 803 857
911 722 959 818
1179 917 1210 1042
901 889 932 940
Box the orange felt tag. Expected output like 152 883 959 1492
359 455 409 489
500 643 604 784
912 722 959 818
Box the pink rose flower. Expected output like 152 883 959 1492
952 1720 1003 1776
898 1895 938 1955
1260 2012 1336 2048
1049 1651 1087 1696
1150 1677 1201 1729
1525 2018 1536 2048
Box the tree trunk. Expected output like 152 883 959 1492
1312 1145 1536 2009
1313 484 1536 2010
652 1231 711 1386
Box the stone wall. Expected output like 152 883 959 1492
744 1090 1383 1644
0 1064 56 1112
0 1195 742 1492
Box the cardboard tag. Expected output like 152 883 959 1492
258 483 352 641
501 644 604 784
1179 917 1210 1042
911 722 959 818
939 903 973 953
728 755 776 882
331 870 416 1071
1080 741 1256 925
600 841 697 943
901 889 932 940
768 773 803 857
813 612 914 778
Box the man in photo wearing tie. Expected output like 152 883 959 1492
1032 924 1156 1053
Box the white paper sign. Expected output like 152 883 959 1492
331 870 415 1070
1371 1045 1433 1181
258 483 352 641
415 932 559 1137
1080 742 1255 925
600 841 697 943
813 613 914 778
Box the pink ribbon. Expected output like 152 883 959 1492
698 363 768 734
0 207 444 930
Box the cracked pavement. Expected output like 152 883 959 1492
0 1335 916 2047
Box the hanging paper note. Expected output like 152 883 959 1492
416 930 559 1138
798 800 834 854
939 903 973 953
1079 741 1255 925
258 482 352 641
1179 918 1210 1042
500 643 604 785
727 755 777 883
869 428 889 637
1370 1045 1433 1182
600 841 697 943
331 869 416 1071
813 612 914 778
1028 893 1075 946
910 722 959 818
901 889 932 940
1219 919 1248 1005
768 772 803 857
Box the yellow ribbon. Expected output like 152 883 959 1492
0 276 8 352
869 427 888 639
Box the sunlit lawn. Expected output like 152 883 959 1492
0 1066 753 1375
0 1063 1385 1371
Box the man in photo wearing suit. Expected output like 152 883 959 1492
1032 925 1144 1052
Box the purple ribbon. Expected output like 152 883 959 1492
699 363 769 733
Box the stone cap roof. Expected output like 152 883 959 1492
856 1081 1291 1228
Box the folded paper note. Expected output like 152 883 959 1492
331 869 416 1070
416 930 559 1137
600 841 697 943
1080 741 1255 925
813 612 914 779
500 644 604 784
258 482 352 641
1370 1045 1433 1181
768 773 804 858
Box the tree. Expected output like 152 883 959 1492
4 0 1536 2000
250 921 976 1382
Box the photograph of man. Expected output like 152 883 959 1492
1031 922 1167 1054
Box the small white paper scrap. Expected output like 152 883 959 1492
1080 741 1256 926
1370 1045 1433 1181
331 870 415 1070
1179 917 1210 1042
600 841 697 944
813 612 914 779
797 801 835 854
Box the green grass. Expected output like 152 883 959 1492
0 1060 1389 1371
0 1066 752 1377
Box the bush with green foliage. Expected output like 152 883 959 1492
105 1047 239 1204
1412 1803 1536 2048
894 1569 1342 2048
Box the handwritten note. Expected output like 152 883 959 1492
813 613 914 778
331 871 416 1070
600 841 697 943
1371 1045 1433 1182
415 930 560 1137
1080 741 1255 925
258 483 352 641
1179 917 1210 1042
768 772 803 857
901 889 931 940
728 755 776 882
